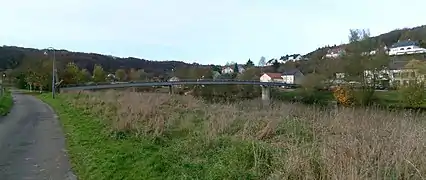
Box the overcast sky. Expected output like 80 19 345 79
0 0 425 65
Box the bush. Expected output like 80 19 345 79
332 85 354 106
399 82 426 107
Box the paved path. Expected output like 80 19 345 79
0 91 76 180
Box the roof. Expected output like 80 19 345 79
264 73 282 79
282 69 301 75
391 40 419 48
327 46 346 54
223 64 245 68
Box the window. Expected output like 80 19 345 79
403 80 409 85
407 47 412 50
401 72 409 78
400 48 405 50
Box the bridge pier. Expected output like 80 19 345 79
168 85 173 94
261 85 270 106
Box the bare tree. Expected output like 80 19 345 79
258 56 266 66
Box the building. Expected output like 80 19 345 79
260 73 284 82
361 59 426 87
287 54 302 61
388 40 426 56
325 47 346 58
362 46 389 56
168 76 182 88
282 69 305 84
260 69 304 85
106 73 117 82
278 54 303 62
221 66 234 74
387 60 422 86
221 65 245 74
168 76 180 82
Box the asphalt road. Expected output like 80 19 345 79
0 91 76 180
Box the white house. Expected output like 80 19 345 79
169 76 182 88
169 76 180 82
287 54 303 61
282 69 305 84
388 40 426 56
221 65 245 74
221 67 234 74
325 47 346 58
260 69 304 85
260 73 284 82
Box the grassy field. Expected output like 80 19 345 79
39 91 426 180
274 89 426 108
0 89 13 116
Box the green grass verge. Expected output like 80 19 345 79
0 90 13 116
38 94 315 180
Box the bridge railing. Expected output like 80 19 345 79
60 79 300 90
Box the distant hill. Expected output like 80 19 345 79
2 25 426 76
304 25 426 58
0 46 208 77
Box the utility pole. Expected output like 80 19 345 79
44 47 56 98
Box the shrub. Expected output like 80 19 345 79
332 85 353 106
399 82 426 107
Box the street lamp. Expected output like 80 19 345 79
44 47 56 99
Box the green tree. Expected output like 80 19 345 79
233 63 239 74
212 65 222 73
63 62 81 84
245 59 254 68
115 68 126 81
267 59 280 72
92 64 106 83
80 68 91 83
138 69 148 80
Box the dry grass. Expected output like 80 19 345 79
65 90 426 179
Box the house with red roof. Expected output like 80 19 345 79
260 69 304 85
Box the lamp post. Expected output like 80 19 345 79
44 47 56 99
1 73 5 96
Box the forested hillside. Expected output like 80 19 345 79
0 46 206 77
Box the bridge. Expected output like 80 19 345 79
60 79 299 104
